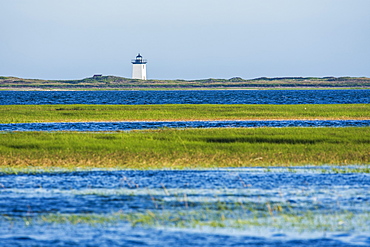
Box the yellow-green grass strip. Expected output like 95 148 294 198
0 127 369 170
28 210 370 232
0 104 369 123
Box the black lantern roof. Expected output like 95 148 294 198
131 53 147 64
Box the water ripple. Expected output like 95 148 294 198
1 168 370 246
1 120 369 132
1 90 369 105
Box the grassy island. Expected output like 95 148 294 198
1 104 369 123
1 127 369 171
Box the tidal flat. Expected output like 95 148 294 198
1 89 369 246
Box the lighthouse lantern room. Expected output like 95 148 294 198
131 53 147 80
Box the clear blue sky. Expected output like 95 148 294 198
1 0 369 80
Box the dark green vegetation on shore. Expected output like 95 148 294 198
1 128 369 170
1 76 370 89
1 104 369 123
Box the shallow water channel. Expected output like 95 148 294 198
1 167 370 246
1 90 369 105
1 120 370 132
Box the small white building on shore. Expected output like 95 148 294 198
131 54 147 80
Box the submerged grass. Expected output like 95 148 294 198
0 104 369 123
12 205 370 233
0 127 369 170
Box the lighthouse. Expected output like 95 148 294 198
131 53 147 80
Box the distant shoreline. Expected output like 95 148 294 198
1 76 369 90
1 87 369 91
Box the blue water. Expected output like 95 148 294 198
1 168 370 246
1 89 369 105
1 120 370 132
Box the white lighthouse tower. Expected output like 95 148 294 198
131 53 147 80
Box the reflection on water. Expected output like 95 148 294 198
1 168 369 246
1 120 370 132
1 90 369 105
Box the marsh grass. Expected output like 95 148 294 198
0 104 369 123
0 127 369 170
